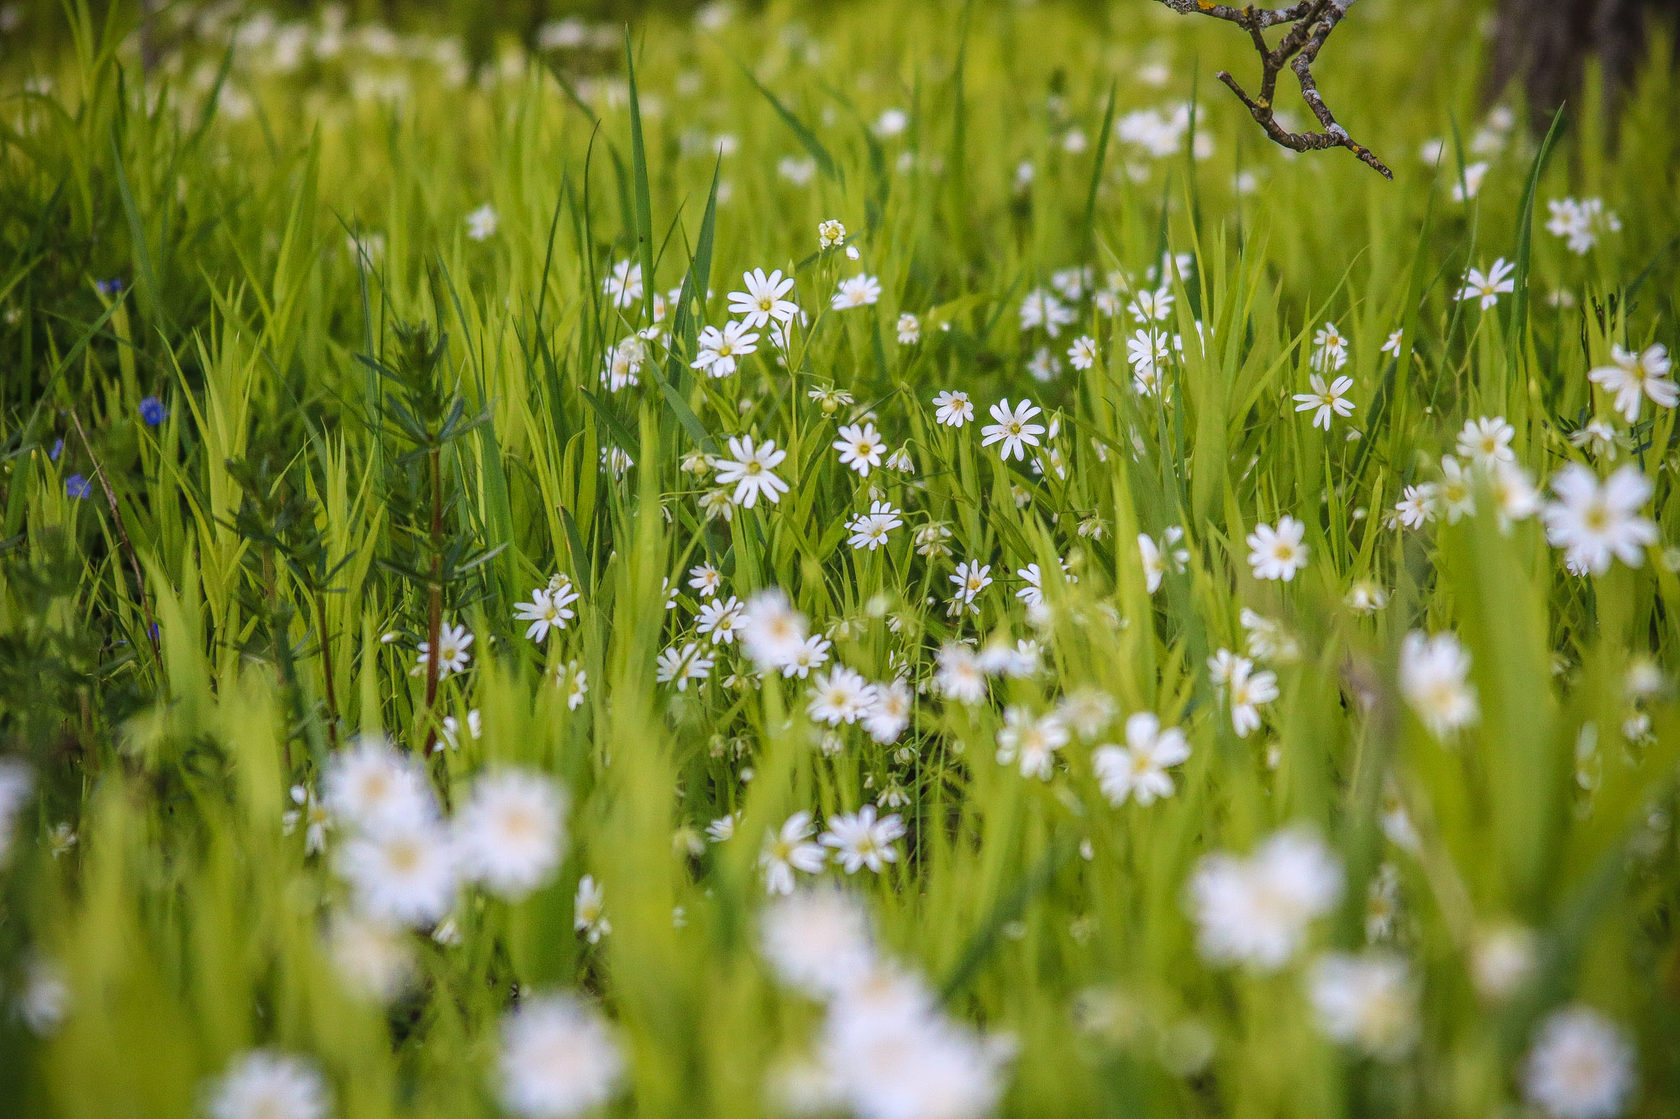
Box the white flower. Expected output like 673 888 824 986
687 562 722 597
1523 1006 1637 1119
727 267 799 329
994 706 1068 780
1092 713 1190 805
1399 631 1478 737
465 203 499 241
808 666 873 726
1588 344 1676 424
1394 484 1436 529
1067 335 1098 370
1546 197 1621 255
1457 416 1516 464
820 806 906 874
1541 464 1657 575
818 219 847 250
691 320 759 378
712 435 789 508
207 1050 330 1119
1019 288 1074 337
1128 286 1174 323
950 560 993 604
1137 527 1188 594
896 313 921 345
514 578 580 642
1380 328 1404 356
337 814 457 928
1471 924 1537 1003
832 274 882 309
603 259 643 309
438 709 482 752
933 390 974 427
325 914 415 1004
740 589 810 671
1209 652 1277 738
454 769 568 901
320 738 435 831
1438 457 1478 520
415 621 473 678
497 994 626 1119
833 422 886 476
847 501 903 551
1310 322 1349 372
1346 580 1389 613
1126 328 1172 380
573 874 611 942
1246 515 1310 581
1293 374 1355 430
760 811 827 895
980 398 1045 461
1187 827 1344 970
1451 160 1489 202
935 644 987 704
1306 951 1418 1059
1458 258 1516 309
759 887 877 998
696 594 744 644
655 642 713 690
862 680 912 744
556 660 589 710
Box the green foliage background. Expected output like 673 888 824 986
0 0 1678 1116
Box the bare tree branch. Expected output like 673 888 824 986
1153 0 1393 179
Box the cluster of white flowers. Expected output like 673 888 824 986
317 738 569 956
1546 197 1621 255
760 890 1012 1119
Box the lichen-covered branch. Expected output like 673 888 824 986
1152 0 1393 179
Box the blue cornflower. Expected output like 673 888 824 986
49 438 63 461
95 278 123 296
65 474 91 499
139 395 167 426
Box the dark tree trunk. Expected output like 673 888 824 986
1489 0 1680 124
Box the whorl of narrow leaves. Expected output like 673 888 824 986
1151 0 1393 179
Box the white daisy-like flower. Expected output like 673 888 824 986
833 422 886 476
995 706 1069 780
727 267 799 329
820 806 906 874
1541 464 1658 576
691 320 759 378
980 398 1045 461
1092 712 1191 806
497 993 626 1119
759 811 827 895
1456 415 1516 464
932 390 974 427
206 1050 330 1119
1588 343 1675 424
1293 374 1355 429
1522 1006 1637 1119
711 435 789 508
695 594 744 645
337 813 458 928
655 643 713 690
454 769 569 900
1246 516 1310 581
415 622 473 678
832 274 882 309
1458 258 1516 309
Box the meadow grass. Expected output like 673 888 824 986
1 1 1679 1116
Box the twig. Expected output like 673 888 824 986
66 408 162 663
1152 0 1393 179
